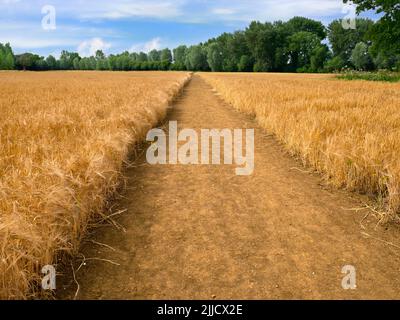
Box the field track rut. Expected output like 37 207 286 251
59 74 400 299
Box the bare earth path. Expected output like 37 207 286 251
59 75 400 299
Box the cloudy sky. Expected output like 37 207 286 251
0 0 378 57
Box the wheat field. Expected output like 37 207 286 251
200 72 400 219
0 71 190 299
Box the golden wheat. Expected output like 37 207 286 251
0 71 191 299
200 72 400 219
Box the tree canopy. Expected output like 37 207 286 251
345 0 400 56
0 43 15 70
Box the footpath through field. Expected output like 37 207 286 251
60 74 400 299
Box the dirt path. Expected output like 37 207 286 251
59 74 400 300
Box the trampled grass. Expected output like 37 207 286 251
0 71 191 299
200 72 400 219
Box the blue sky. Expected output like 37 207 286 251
0 0 379 57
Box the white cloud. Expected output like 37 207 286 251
0 0 357 24
0 0 185 21
66 0 184 20
207 0 344 22
212 8 237 15
77 37 111 57
0 20 114 53
129 37 162 53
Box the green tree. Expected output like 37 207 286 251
245 22 282 71
160 48 173 63
117 53 131 71
0 43 15 70
88 56 97 70
94 49 108 70
238 55 254 72
73 57 80 70
327 18 374 64
173 45 187 70
35 58 48 71
243 19 321 72
137 52 148 62
107 55 117 70
215 31 250 72
206 42 224 72
0 44 5 69
344 0 400 55
325 56 346 72
45 55 57 70
185 45 208 71
95 50 105 60
148 49 161 62
288 31 321 71
286 16 327 39
59 51 80 70
310 45 330 72
96 58 108 70
4 52 15 70
373 51 400 70
129 52 139 61
15 53 41 70
351 42 374 70
160 60 171 70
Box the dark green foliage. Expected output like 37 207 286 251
286 16 327 39
45 55 57 70
327 18 375 65
344 0 400 55
172 45 188 70
160 48 173 63
238 55 254 72
59 50 80 70
325 56 346 72
351 42 374 70
310 45 330 72
287 31 322 72
185 45 209 71
15 53 41 70
148 49 161 62
0 43 15 70
206 42 224 72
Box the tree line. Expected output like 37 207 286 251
0 43 15 70
0 1 398 73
